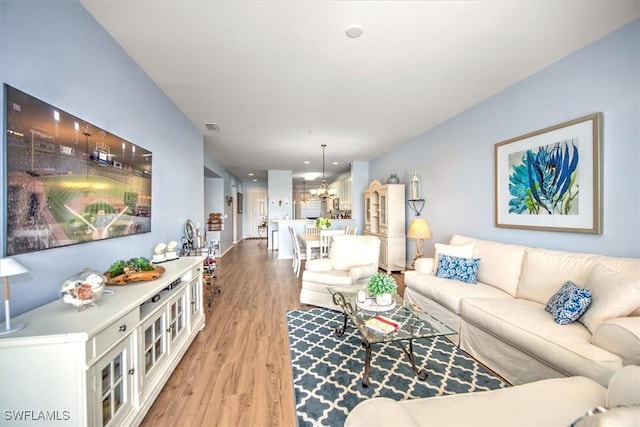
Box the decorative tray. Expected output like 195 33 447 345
356 298 396 312
105 265 165 286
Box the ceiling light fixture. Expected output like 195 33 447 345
309 144 338 201
204 123 221 132
345 25 363 38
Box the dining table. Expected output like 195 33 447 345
297 232 320 260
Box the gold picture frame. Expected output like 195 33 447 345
494 113 602 234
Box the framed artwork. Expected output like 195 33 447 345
494 113 602 234
332 198 340 210
237 192 243 214
4 85 152 255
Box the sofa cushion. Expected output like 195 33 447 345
414 257 435 274
344 397 419 427
517 248 600 305
329 235 380 271
545 281 592 325
591 317 640 365
580 265 640 334
403 271 511 315
449 235 526 297
594 256 640 316
435 254 480 284
606 365 640 407
302 269 359 286
432 242 474 273
397 376 605 427
460 298 623 380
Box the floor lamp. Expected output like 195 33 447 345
407 219 432 268
0 258 29 336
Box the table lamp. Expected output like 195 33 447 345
407 219 432 268
0 258 29 336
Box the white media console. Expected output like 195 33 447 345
0 257 205 426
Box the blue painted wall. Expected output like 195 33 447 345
371 19 640 259
0 0 205 316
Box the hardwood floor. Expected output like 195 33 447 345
141 240 301 426
141 239 405 427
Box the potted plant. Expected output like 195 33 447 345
315 217 331 229
367 272 397 305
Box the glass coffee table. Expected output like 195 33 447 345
328 288 456 387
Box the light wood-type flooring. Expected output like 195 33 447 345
141 238 405 427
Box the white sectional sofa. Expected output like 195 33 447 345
403 235 640 387
345 365 640 427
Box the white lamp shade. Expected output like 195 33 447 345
0 258 29 278
407 219 432 239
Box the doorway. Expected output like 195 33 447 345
249 188 267 238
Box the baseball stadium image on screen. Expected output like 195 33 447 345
4 84 152 255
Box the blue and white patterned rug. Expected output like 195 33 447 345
287 308 507 427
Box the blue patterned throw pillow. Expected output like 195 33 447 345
435 254 480 284
545 281 592 325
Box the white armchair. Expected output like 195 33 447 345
300 235 381 310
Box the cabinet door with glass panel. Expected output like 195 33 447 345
167 289 188 350
379 191 387 231
189 275 202 326
139 308 167 389
91 336 135 427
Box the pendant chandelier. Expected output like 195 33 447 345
309 144 338 200
300 181 308 205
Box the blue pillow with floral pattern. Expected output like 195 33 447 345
435 254 480 284
545 281 592 325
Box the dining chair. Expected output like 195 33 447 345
343 225 352 235
350 226 358 235
288 226 297 271
319 229 345 258
289 226 306 277
306 224 319 235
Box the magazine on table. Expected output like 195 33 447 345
365 315 400 335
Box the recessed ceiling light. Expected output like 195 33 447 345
204 122 220 132
346 25 363 38
304 161 310 164
248 172 254 176
332 162 339 165
252 179 258 182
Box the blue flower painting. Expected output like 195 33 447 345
508 139 579 215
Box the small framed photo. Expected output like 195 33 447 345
494 113 602 234
332 198 340 210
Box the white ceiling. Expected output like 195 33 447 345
80 0 639 185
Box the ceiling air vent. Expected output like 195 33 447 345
204 123 221 132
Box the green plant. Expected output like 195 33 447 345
315 217 331 229
366 272 397 296
108 257 155 277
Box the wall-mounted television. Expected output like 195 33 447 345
4 84 152 255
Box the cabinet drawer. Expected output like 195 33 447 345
93 309 139 358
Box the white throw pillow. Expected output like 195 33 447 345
579 265 640 334
432 243 475 273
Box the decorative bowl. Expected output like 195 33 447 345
61 268 106 310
